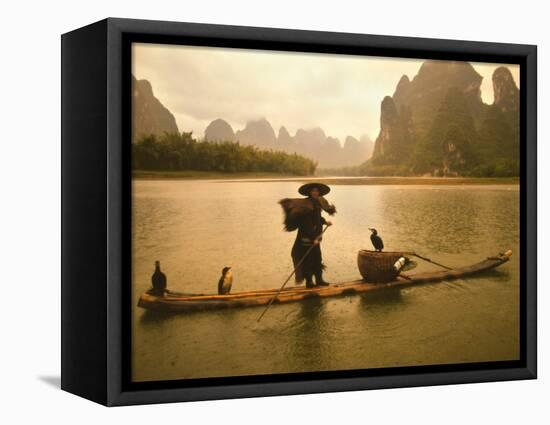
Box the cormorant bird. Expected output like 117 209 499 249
218 266 233 295
151 260 167 296
369 228 384 252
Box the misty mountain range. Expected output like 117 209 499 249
132 77 373 168
203 118 373 168
132 76 179 139
132 59 520 176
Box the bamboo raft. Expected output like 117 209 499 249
137 250 512 312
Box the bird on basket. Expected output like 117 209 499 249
369 228 384 252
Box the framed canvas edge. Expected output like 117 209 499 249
523 43 537 379
109 367 534 407
61 19 110 406
102 17 537 406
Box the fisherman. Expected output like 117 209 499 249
279 183 336 288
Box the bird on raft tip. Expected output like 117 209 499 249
151 260 167 296
368 228 384 252
218 266 233 295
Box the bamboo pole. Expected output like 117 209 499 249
411 253 452 270
257 225 329 322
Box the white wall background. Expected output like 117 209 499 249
0 0 546 422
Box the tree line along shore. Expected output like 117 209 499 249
132 131 519 184
133 132 316 177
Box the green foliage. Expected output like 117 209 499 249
411 88 478 175
359 161 398 176
476 107 519 159
355 82 520 178
132 132 317 176
403 88 519 177
469 158 519 177
466 103 519 177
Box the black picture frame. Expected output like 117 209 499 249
61 17 537 406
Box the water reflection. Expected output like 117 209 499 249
139 309 179 326
359 288 405 310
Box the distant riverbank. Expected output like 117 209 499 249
133 170 519 185
243 176 520 186
133 170 308 180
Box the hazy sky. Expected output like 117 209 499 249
133 43 519 142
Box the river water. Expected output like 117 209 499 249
132 179 520 382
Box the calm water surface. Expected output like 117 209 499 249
132 180 519 382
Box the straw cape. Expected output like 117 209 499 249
278 195 336 232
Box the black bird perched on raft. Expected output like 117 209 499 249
218 266 233 295
369 228 384 252
151 260 167 296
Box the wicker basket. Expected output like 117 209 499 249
357 250 406 283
